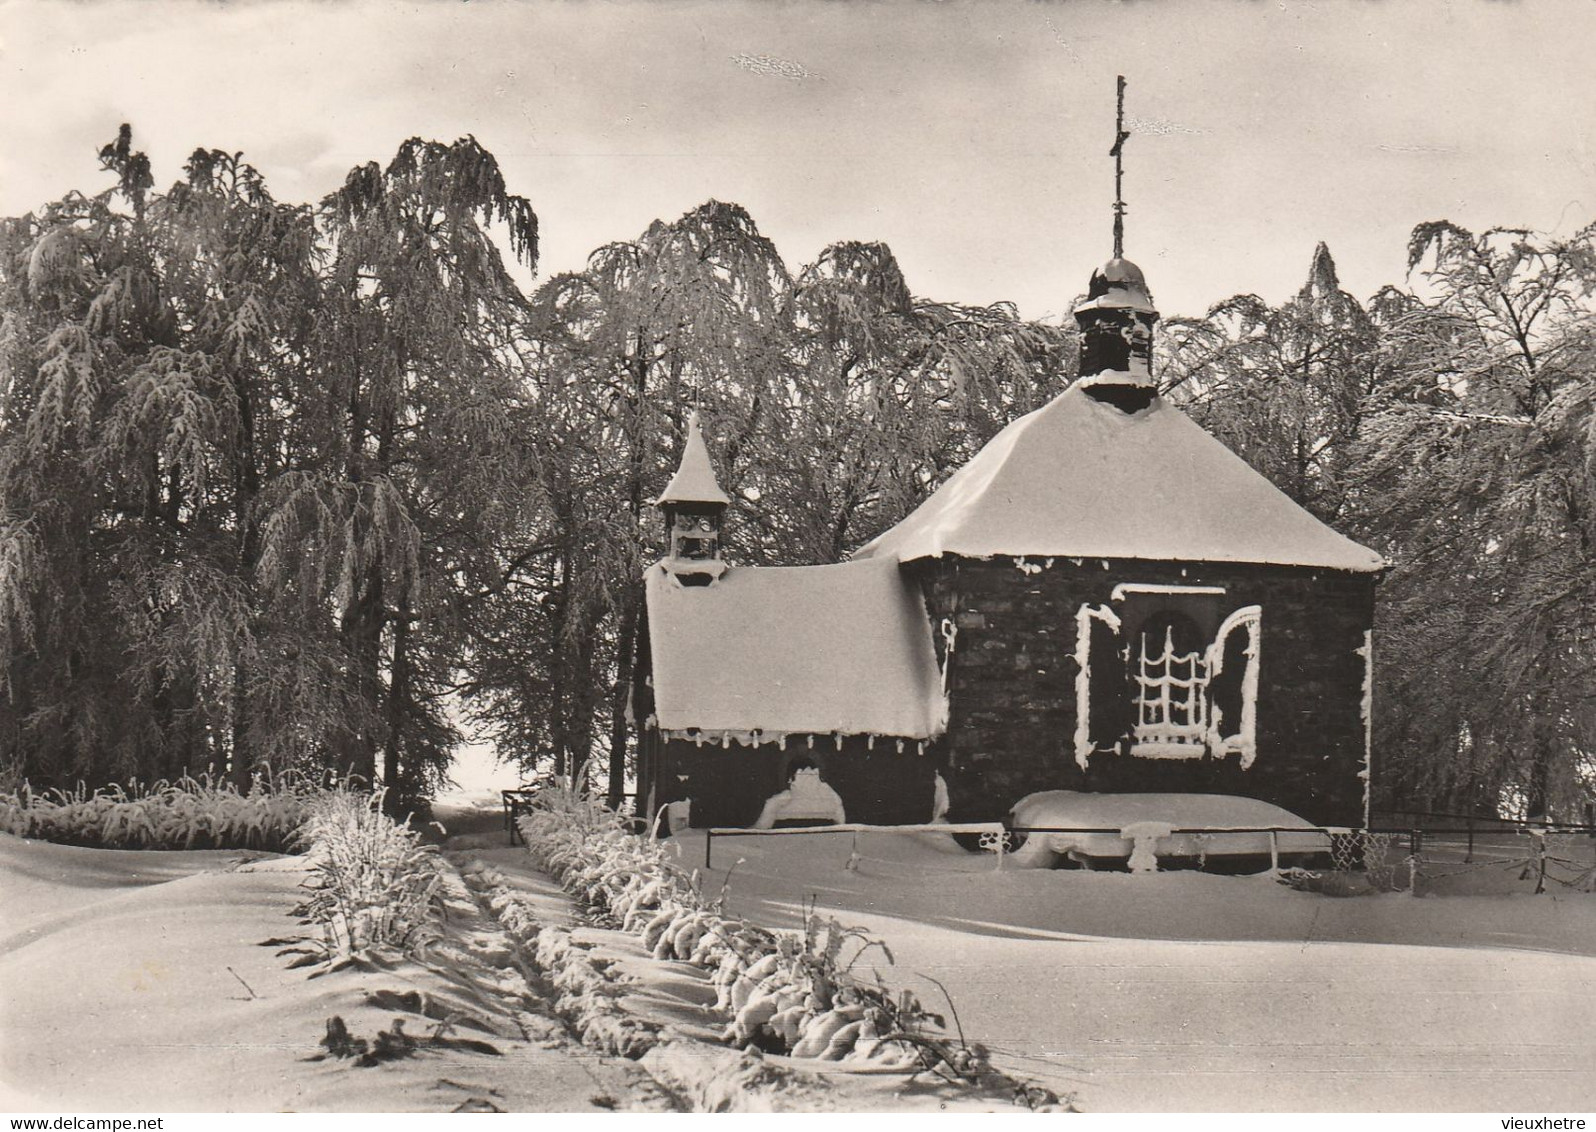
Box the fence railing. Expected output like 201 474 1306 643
1370 809 1596 864
501 788 541 845
700 822 1390 872
701 822 1007 868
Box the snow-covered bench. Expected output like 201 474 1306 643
1006 790 1331 872
753 768 846 829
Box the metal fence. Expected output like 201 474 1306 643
699 819 1596 893
1371 808 1596 865
702 822 1375 872
701 822 1006 868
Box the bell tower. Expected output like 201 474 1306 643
1074 75 1160 411
655 411 731 584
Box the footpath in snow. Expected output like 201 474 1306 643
0 831 666 1113
447 836 1025 1113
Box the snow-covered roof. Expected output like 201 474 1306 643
643 556 946 739
855 386 1384 572
1075 256 1158 315
656 411 731 507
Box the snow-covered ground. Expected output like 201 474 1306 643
672 826 1596 1111
6 807 1594 1113
0 808 1028 1114
0 831 661 1113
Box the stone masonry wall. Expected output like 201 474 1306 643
915 556 1375 828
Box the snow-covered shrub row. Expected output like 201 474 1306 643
0 771 322 851
456 860 661 1059
281 790 445 966
516 789 966 1072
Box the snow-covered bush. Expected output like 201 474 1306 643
278 790 444 967
517 790 983 1076
457 860 662 1058
0 771 323 851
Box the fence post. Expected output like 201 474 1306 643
1269 829 1279 875
705 829 714 871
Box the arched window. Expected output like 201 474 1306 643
1073 591 1262 768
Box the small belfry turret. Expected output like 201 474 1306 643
656 410 731 584
1074 75 1160 411
1075 259 1158 382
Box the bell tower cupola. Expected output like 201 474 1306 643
1074 256 1159 393
1074 75 1160 412
655 411 731 584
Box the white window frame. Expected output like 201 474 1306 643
1204 604 1263 768
1073 602 1121 770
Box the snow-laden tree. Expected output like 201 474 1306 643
257 137 539 811
3 133 1066 809
1350 222 1596 817
1 130 541 811
777 240 1072 564
463 201 798 804
462 213 1069 806
1158 225 1596 818
1160 243 1379 522
0 130 325 786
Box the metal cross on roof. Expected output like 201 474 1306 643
1110 75 1130 259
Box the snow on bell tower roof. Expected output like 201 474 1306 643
852 385 1385 573
655 411 732 507
1076 256 1157 315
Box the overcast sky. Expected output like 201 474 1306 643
2 0 1593 323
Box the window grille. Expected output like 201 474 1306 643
1132 624 1210 757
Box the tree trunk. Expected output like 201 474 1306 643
337 309 384 789
151 666 177 784
607 592 639 812
229 661 252 792
568 624 599 795
383 601 410 817
340 560 384 786
229 362 262 793
1526 736 1555 822
609 340 650 811
547 534 574 778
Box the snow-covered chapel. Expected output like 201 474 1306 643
632 252 1383 833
